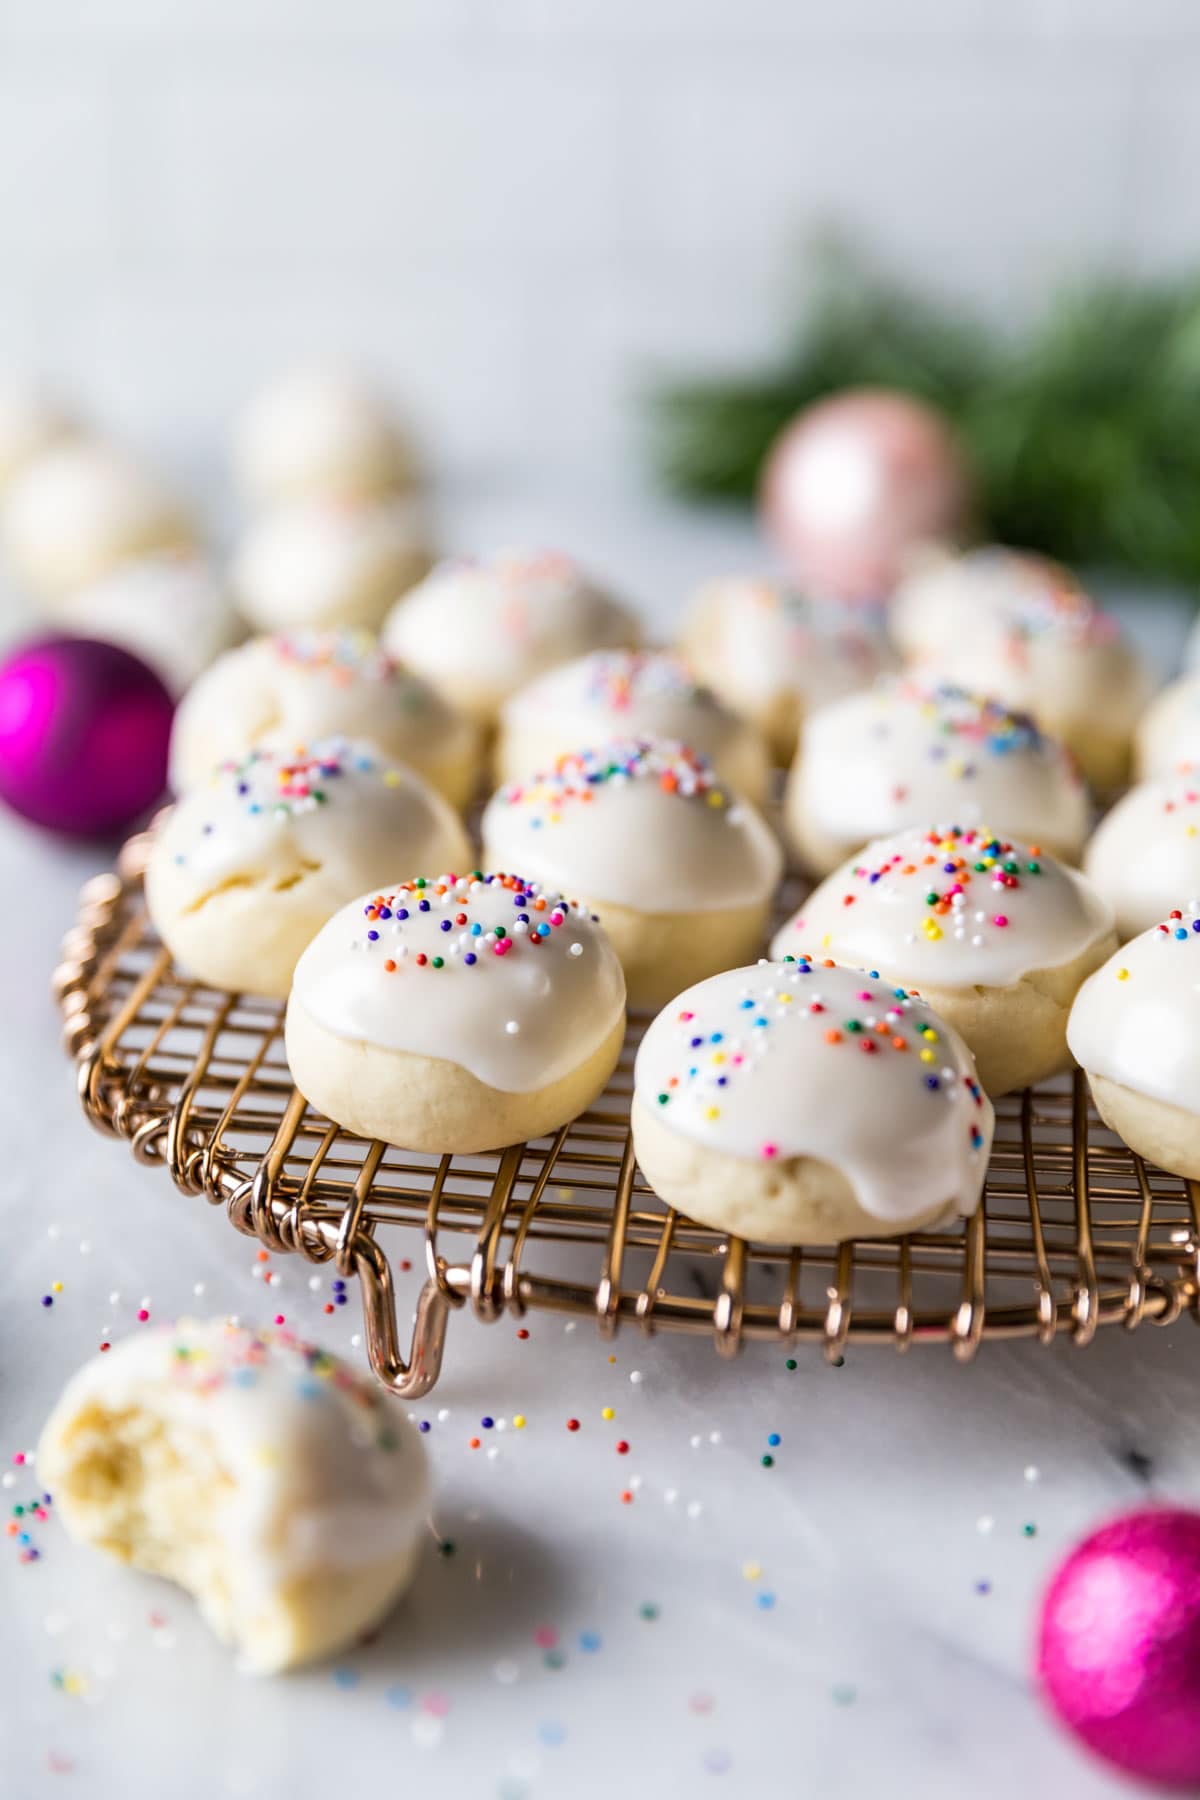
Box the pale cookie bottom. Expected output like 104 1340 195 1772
38 1401 421 1676
630 1097 958 1245
879 932 1117 1097
1086 1072 1200 1182
242 543 431 634
1053 718 1131 797
493 718 772 808
285 998 626 1152
569 894 775 1012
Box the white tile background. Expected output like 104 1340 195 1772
0 0 1196 487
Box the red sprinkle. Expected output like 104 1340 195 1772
566 1418 581 1432
616 1440 630 1454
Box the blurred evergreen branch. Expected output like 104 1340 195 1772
647 248 1200 588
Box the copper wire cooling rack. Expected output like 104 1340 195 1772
54 830 1200 1397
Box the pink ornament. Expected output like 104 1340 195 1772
0 634 173 837
759 388 971 603
1037 1507 1200 1789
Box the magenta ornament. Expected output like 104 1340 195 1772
758 387 971 603
1037 1506 1200 1789
0 634 173 837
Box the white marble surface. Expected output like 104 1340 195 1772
3 487 1199 1800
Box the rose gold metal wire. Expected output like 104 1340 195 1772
55 839 1200 1397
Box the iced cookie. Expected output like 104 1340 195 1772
632 959 993 1244
382 549 639 728
494 648 770 801
1135 673 1200 781
234 363 417 507
890 547 1151 791
1085 772 1200 941
146 739 470 998
773 825 1116 1095
0 375 77 490
51 550 238 696
1 440 196 600
1067 910 1200 1180
784 679 1089 877
481 741 782 1008
679 575 893 763
232 495 429 634
169 628 479 808
38 1319 429 1675
285 872 627 1152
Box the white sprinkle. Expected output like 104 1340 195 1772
308 1275 322 1292
1024 1464 1040 1483
629 1369 643 1384
664 1488 678 1504
977 1515 994 1535
47 1223 60 1240
686 1500 703 1519
192 1282 205 1298
78 1240 91 1256
505 1020 520 1036
437 1408 451 1423
108 1291 121 1307
494 1658 520 1684
569 941 583 956
690 1434 702 1449
350 1333 362 1349
1 1474 14 1490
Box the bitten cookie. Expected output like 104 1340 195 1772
494 649 771 802
38 1319 429 1675
1067 910 1200 1180
632 959 993 1244
51 550 238 696
890 546 1151 791
146 739 470 998
169 628 479 808
679 575 893 762
382 549 639 728
285 872 627 1152
232 495 429 633
2 440 196 599
1085 771 1200 940
1135 673 1200 781
784 679 1089 877
773 825 1116 1095
234 364 418 507
481 741 782 1009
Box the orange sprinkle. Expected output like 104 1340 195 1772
384 959 397 972
824 1029 842 1044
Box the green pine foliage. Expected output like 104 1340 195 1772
647 251 1200 589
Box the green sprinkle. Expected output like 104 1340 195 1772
1028 860 1041 873
639 1603 659 1621
785 1358 797 1371
1022 1522 1037 1537
845 1020 863 1033
761 1454 775 1468
657 1093 669 1105
544 1649 565 1670
431 956 444 968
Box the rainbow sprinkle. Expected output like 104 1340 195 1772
494 740 728 827
357 872 585 973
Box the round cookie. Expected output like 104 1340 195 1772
1085 771 1200 940
1135 672 1200 780
146 738 471 999
891 547 1151 791
784 679 1090 877
481 741 783 1009
169 628 479 808
1067 909 1200 1180
382 549 639 728
494 648 770 801
632 959 994 1245
50 550 238 696
773 825 1116 1095
679 575 893 763
1 439 196 600
285 872 627 1153
0 375 77 490
231 494 429 634
235 364 417 508
38 1319 429 1675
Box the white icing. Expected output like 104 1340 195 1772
291 871 627 1092
481 740 781 913
633 960 993 1224
1 439 192 591
169 629 473 793
1084 773 1200 939
381 549 638 709
683 576 893 713
232 494 426 630
793 678 1089 855
774 825 1113 987
1067 908 1200 1115
1136 674 1200 779
53 551 237 696
38 1318 429 1592
499 648 755 772
235 364 414 504
154 737 469 905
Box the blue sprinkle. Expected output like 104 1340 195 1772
385 1684 412 1710
756 1592 776 1610
332 1667 360 1690
481 1415 494 1429
367 929 379 941
471 923 482 936
418 899 430 912
440 919 452 932
690 1036 703 1048
418 1421 431 1433
332 1279 346 1291
767 1431 780 1446
396 908 409 921
464 952 477 965
740 998 754 1009
1176 928 1188 940
579 1631 602 1652
925 1075 940 1090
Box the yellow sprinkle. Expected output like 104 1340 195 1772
706 790 725 808
51 1281 63 1293
704 1105 720 1120
1117 967 1129 980
601 1407 615 1421
920 1049 935 1063
711 1051 725 1064
742 1561 762 1581
820 933 832 949
923 920 943 941
1188 826 1197 839
778 993 793 1003
513 1414 526 1429
383 769 401 787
